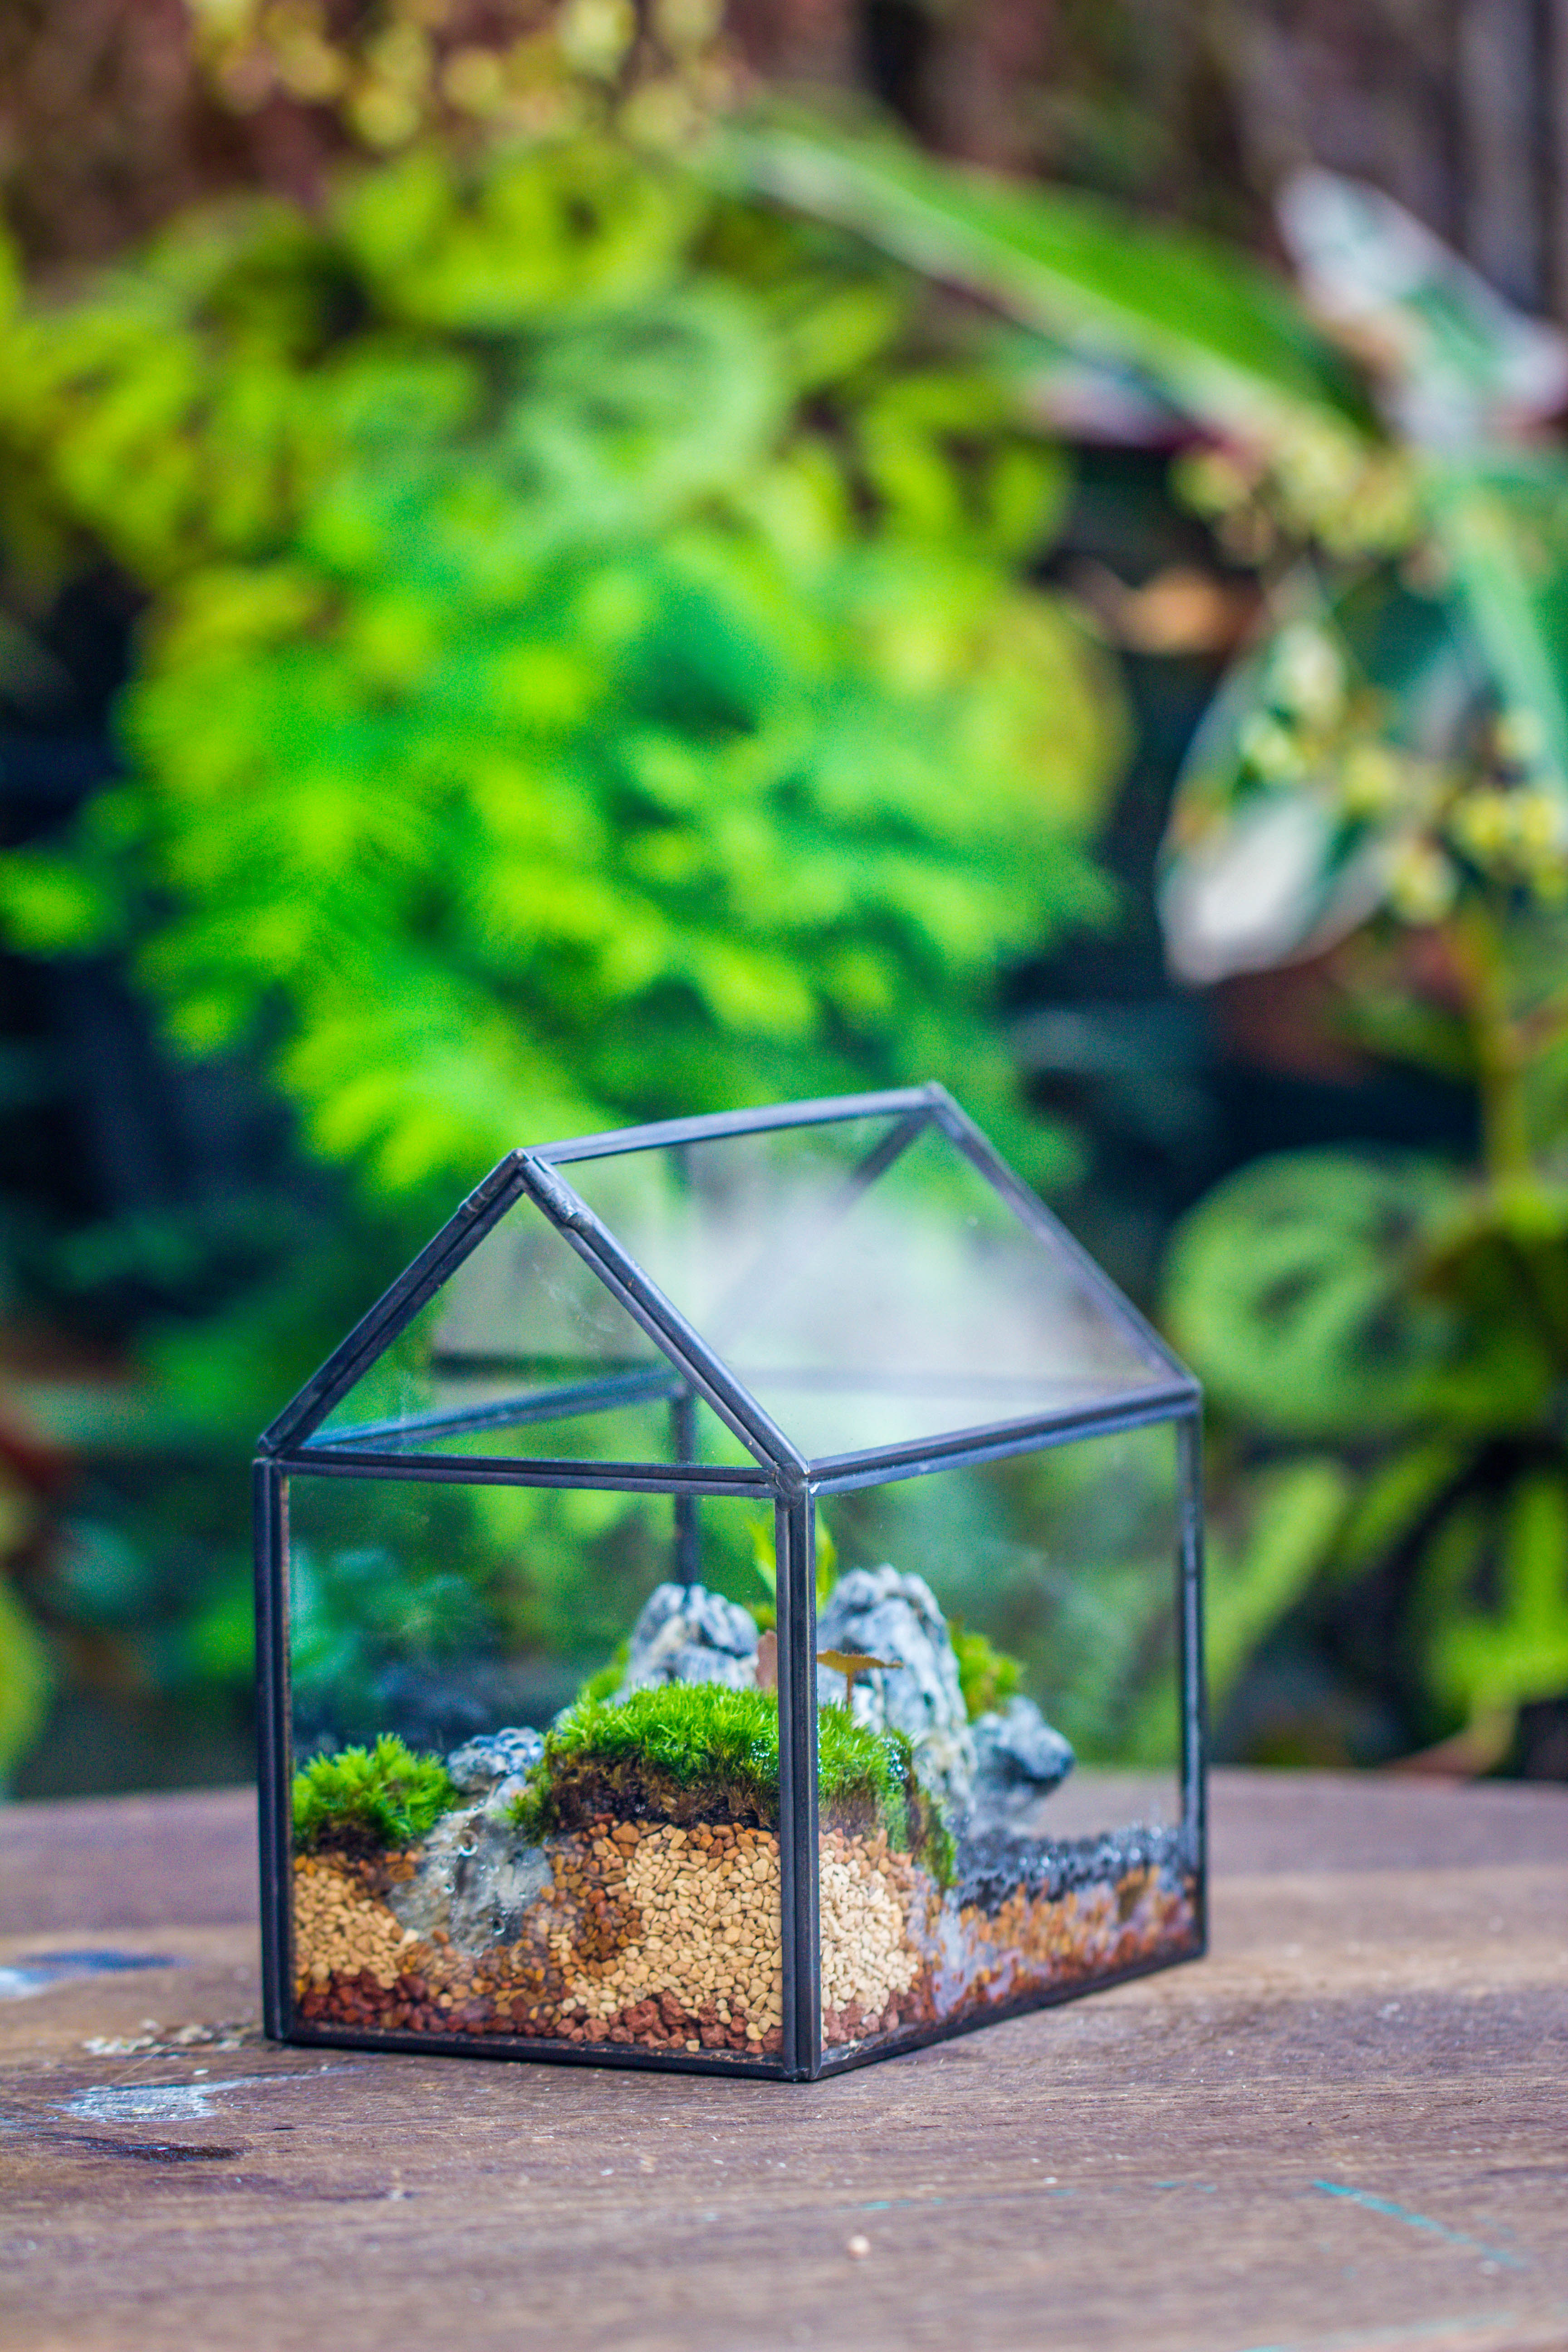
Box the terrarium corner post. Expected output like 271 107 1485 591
776 1485 822 2081
1177 1405 1208 1951
254 1453 292 2042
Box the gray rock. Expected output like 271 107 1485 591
615 1581 759 1696
971 1697 1075 1813
816 1565 976 1818
445 1727 545 1796
383 1725 553 1951
386 1802 553 1952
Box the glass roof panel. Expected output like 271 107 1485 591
310 1190 751 1467
562 1111 1170 1462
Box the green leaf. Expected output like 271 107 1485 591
1424 455 1568 795
1206 1458 1352 1708
0 1574 51 1788
1426 1471 1568 1724
0 853 120 954
1332 1437 1470 1583
719 117 1367 446
1157 564 1467 985
1163 1149 1462 1439
1417 1178 1568 1425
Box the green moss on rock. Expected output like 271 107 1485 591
292 1734 458 1854
952 1622 1024 1722
509 1683 948 1874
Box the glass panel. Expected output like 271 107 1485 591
565 1114 1166 1462
811 1424 1197 2061
311 1192 752 1468
285 1472 784 2065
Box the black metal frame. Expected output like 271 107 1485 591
255 1083 1205 2082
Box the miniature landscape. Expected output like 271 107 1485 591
291 1569 1198 2062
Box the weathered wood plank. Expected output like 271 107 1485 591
0 1771 1563 2352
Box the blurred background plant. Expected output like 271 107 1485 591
690 118 1568 1778
0 3 1121 1790
2 0 1566 1793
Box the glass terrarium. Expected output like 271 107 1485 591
255 1085 1205 2079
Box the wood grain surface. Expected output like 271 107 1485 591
0 1770 1563 2352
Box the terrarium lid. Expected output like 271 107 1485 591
265 1083 1194 1477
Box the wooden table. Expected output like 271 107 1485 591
1 1770 1563 2352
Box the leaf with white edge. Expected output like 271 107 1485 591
719 117 1369 447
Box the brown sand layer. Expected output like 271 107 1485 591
294 1817 786 2055
294 1819 1198 2061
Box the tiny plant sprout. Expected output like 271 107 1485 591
816 1651 900 1710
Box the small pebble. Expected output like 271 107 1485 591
846 2235 871 2260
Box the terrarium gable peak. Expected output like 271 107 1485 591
514 1152 810 1484
522 1088 1192 1468
260 1148 530 1456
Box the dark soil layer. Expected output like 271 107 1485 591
539 1755 776 1834
294 1813 787 2057
952 1822 1192 1915
543 1754 901 1845
295 1967 787 2056
514 1688 942 1870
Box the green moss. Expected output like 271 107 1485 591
574 1638 630 1708
549 1684 783 1810
952 1622 1024 1722
507 1681 947 1873
292 1734 458 1853
920 1811 957 1889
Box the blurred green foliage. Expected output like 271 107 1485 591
293 1732 458 1851
1153 256 1568 1767
753 120 1568 1765
950 1622 1022 1721
0 134 1114 1199
0 126 1131 1781
284 1476 746 1748
0 1565 50 1785
830 1427 1183 1770
1168 1142 1568 1759
0 132 1117 1424
17 98 1565 1781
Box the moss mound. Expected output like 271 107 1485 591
951 1623 1023 1721
510 1683 946 1871
292 1734 458 1854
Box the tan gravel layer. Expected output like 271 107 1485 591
565 1819 783 2043
818 1827 923 2026
960 1865 1198 1996
292 1818 786 2055
293 1854 421 1990
293 1838 1198 2060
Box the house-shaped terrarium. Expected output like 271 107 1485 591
256 1085 1205 2079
